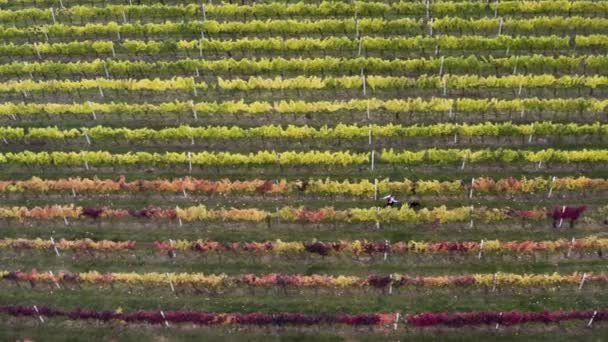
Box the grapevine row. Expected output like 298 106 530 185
1 176 606 197
5 74 608 95
0 305 396 326
3 270 605 289
7 55 608 80
1 305 607 328
4 1 608 24
0 204 579 224
2 122 606 143
3 17 608 42
0 36 587 58
2 236 606 254
0 97 604 119
2 149 608 167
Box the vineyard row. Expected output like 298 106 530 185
1 176 606 196
2 149 608 167
3 35 604 58
3 122 608 143
3 17 608 40
5 305 606 328
5 74 608 94
0 204 588 224
4 1 608 23
2 236 607 254
0 97 604 119
6 55 608 80
3 270 605 289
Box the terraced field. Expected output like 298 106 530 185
1 0 608 340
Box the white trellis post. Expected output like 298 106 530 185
199 31 205 58
166 272 175 293
368 124 372 145
98 85 104 98
354 9 359 38
122 11 127 23
439 55 444 76
160 311 170 327
469 178 475 198
513 56 519 74
366 99 370 120
91 110 97 121
495 312 503 329
370 150 375 171
84 160 89 170
558 205 566 228
492 272 498 292
357 37 363 56
478 239 484 259
384 240 390 261
361 68 367 96
201 3 207 21
578 272 587 290
83 130 91 145
103 61 110 78
528 123 534 143
188 152 192 173
59 0 65 9
191 101 198 120
442 77 447 96
50 7 56 24
567 237 576 258
50 236 60 256
49 271 60 289
111 42 116 57
588 310 598 327
547 176 556 198
469 206 474 228
393 312 400 330
425 0 430 20
33 305 45 323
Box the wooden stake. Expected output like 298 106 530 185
72 187 76 197
492 273 498 292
